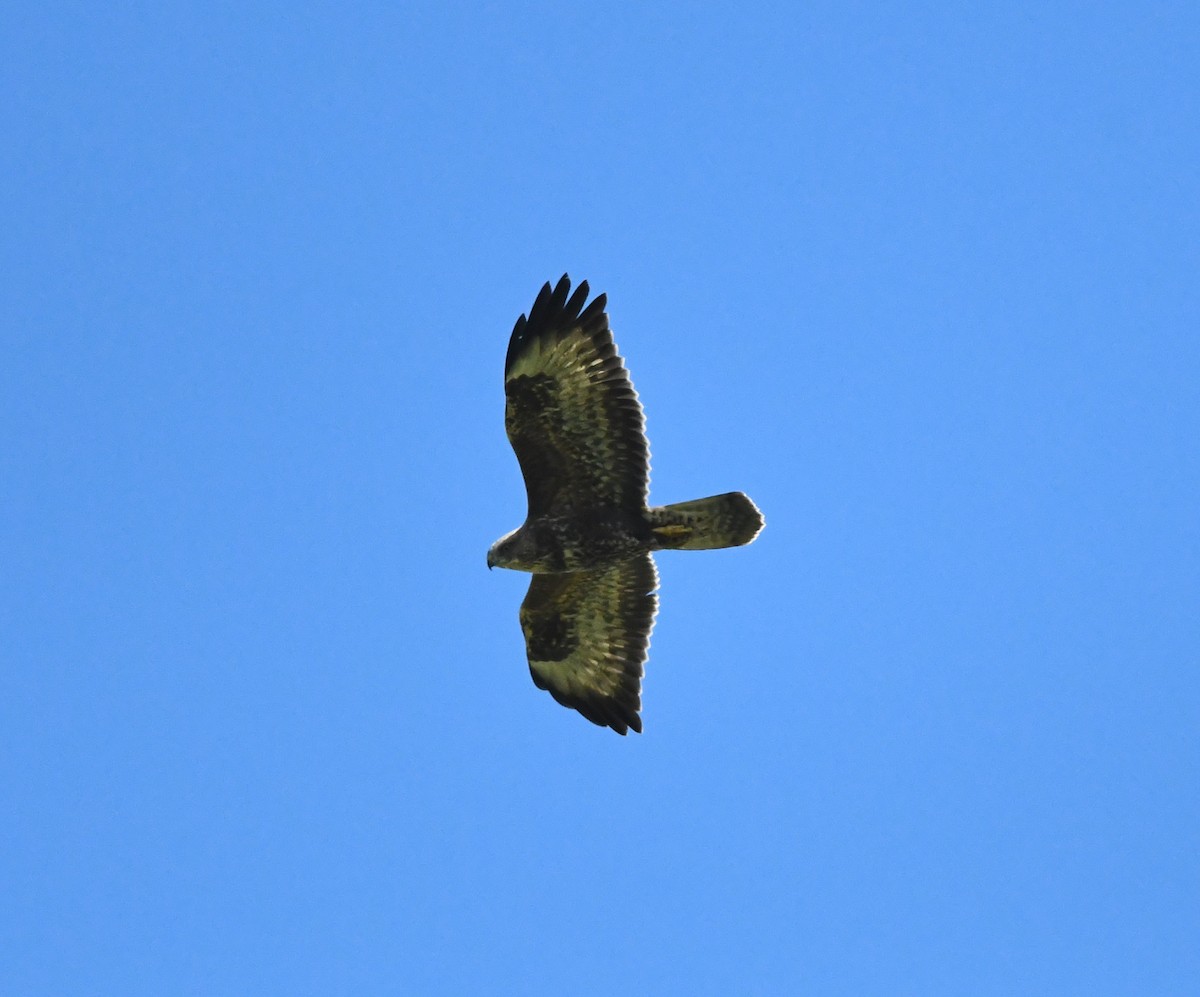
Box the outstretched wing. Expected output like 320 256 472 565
505 275 649 516
520 554 658 735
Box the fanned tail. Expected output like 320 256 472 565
646 492 764 551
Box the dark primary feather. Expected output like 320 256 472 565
504 274 649 516
505 276 603 376
520 554 658 735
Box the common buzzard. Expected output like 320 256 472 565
488 275 763 734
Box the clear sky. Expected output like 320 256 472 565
3 4 1197 994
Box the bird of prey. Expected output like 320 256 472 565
488 275 763 734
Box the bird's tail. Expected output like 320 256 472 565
646 492 764 551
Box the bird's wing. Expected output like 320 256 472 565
504 275 649 517
520 554 658 734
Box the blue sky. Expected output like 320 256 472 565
3 3 1197 994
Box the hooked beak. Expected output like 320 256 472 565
486 550 495 570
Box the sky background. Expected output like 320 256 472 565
2 3 1198 994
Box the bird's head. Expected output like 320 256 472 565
487 528 522 571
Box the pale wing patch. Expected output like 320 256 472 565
507 328 631 392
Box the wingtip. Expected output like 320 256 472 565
504 274 613 379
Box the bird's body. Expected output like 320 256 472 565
489 507 652 574
489 275 763 734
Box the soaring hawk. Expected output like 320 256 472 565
488 275 763 734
